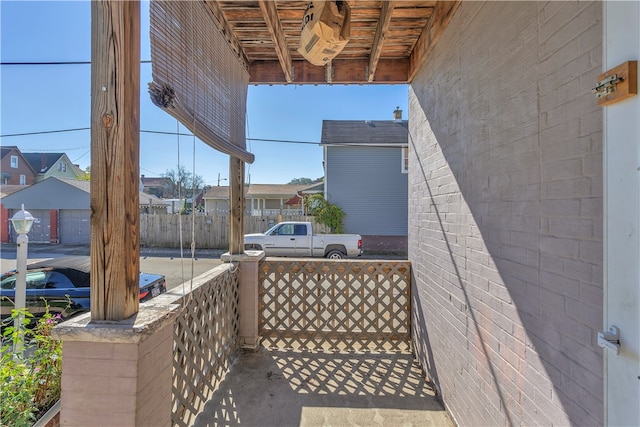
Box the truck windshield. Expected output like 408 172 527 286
264 224 280 235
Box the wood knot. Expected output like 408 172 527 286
102 114 113 128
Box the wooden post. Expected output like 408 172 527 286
229 157 245 254
90 0 141 320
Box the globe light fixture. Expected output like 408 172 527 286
10 204 35 235
10 204 35 356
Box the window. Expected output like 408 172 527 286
43 272 75 289
294 224 307 236
19 174 26 185
10 155 18 168
1 275 17 289
58 162 67 172
26 272 48 289
276 224 295 235
401 147 409 173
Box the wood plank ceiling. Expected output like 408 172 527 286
205 0 460 84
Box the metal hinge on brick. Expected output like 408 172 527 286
592 74 623 98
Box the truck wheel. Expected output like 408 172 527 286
326 250 345 259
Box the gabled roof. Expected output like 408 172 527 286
0 185 29 198
141 176 171 187
139 192 169 206
300 181 324 194
248 184 307 197
22 152 67 174
58 178 91 192
320 120 409 146
1 146 38 175
203 186 235 199
0 177 90 209
1 177 167 209
1 146 20 159
203 184 307 199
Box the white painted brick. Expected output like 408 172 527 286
409 1 602 425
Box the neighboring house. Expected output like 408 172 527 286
22 152 83 182
141 175 173 198
0 146 37 185
321 118 408 252
203 184 308 216
1 177 167 244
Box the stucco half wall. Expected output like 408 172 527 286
408 2 603 426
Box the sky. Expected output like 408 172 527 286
0 1 409 186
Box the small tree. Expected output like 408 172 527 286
162 165 204 198
288 177 313 185
78 166 91 181
304 194 345 233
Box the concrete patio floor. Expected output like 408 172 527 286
194 348 455 427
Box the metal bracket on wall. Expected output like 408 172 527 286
597 325 620 355
325 61 334 83
593 60 637 106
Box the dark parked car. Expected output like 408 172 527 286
0 256 166 322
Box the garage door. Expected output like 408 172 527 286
60 210 90 244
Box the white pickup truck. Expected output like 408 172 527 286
244 221 362 259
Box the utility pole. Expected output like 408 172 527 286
218 172 227 186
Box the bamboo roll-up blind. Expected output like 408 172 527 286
149 0 254 163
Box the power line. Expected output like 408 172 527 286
1 60 151 65
0 128 90 137
1 127 320 145
248 137 319 145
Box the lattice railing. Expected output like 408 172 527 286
259 259 411 351
172 267 239 427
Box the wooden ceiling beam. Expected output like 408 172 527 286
407 0 461 82
249 59 408 85
258 0 293 83
203 0 250 70
368 1 396 82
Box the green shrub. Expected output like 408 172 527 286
1 308 62 427
304 194 346 233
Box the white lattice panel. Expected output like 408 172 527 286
259 259 411 351
172 270 239 427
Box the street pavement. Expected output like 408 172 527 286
0 243 226 291
1 243 406 290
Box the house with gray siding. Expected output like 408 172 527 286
1 177 166 244
321 118 408 253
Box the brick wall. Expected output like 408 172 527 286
408 2 602 425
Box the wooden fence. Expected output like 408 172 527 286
140 214 329 248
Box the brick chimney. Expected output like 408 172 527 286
393 106 402 122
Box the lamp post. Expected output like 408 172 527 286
10 204 35 357
217 172 227 186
